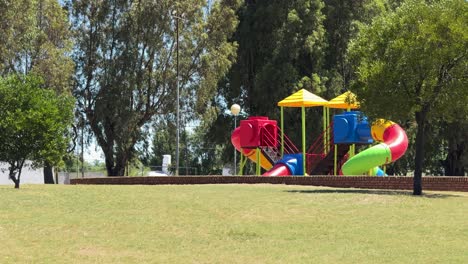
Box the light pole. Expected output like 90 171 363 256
230 104 241 175
174 9 181 176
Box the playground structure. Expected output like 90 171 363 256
230 90 408 176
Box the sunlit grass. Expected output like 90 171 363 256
1 184 467 263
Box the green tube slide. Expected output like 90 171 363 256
341 143 392 175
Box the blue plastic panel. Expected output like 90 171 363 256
333 111 373 144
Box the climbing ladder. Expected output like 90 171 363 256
306 123 350 175
260 126 299 166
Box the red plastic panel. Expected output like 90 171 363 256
240 116 277 148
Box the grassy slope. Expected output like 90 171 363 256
0 184 467 263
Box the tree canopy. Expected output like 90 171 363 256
349 0 468 194
1 0 466 182
0 75 74 188
0 0 74 93
0 0 75 184
199 0 396 170
70 0 241 176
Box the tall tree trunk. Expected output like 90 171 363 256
105 156 116 176
110 164 126 176
115 154 127 176
105 162 112 176
414 111 427 195
9 168 20 189
55 167 59 184
43 163 55 184
13 178 19 189
10 173 19 189
104 152 127 176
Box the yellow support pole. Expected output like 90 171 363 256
256 148 261 175
302 106 306 176
323 106 326 155
348 144 353 158
327 107 330 153
326 107 328 153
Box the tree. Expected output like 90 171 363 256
397 119 468 176
184 111 230 175
0 0 74 91
0 0 74 183
71 0 241 176
148 119 176 169
234 0 327 116
322 0 403 92
0 75 74 188
349 0 468 195
441 122 468 176
201 0 328 167
202 0 397 169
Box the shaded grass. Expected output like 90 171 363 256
0 184 467 263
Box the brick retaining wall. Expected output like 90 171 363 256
70 176 468 192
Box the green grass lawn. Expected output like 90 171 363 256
1 184 467 263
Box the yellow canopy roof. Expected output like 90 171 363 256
327 91 360 109
277 89 328 107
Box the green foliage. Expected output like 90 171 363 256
0 0 75 184
203 0 391 169
71 0 241 176
237 0 327 116
148 118 222 175
202 0 328 167
0 0 74 93
349 0 467 121
322 0 399 94
61 154 106 173
349 0 468 187
148 119 176 168
0 75 74 187
189 125 227 175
